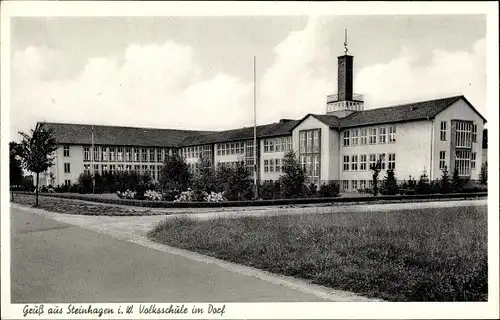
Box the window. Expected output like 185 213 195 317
342 180 349 191
125 165 132 172
84 164 90 174
110 164 116 173
149 149 155 163
455 150 471 176
275 159 281 173
117 147 124 162
84 147 90 161
369 128 377 144
150 165 155 179
133 165 140 173
471 152 476 169
379 154 386 170
141 148 147 162
125 148 132 162
351 129 359 146
133 148 139 162
299 129 321 182
102 164 108 173
440 121 447 141
378 127 387 144
439 151 446 170
352 180 358 191
455 121 472 148
343 155 350 171
264 160 269 173
360 154 367 171
101 147 108 161
351 155 358 171
359 180 367 190
94 147 99 162
117 164 124 172
360 128 368 145
93 164 99 174
109 147 116 161
141 165 148 174
64 180 71 187
343 130 350 147
63 145 70 157
472 124 477 143
64 163 71 173
388 153 396 170
369 154 376 169
389 126 396 143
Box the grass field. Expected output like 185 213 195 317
148 206 487 301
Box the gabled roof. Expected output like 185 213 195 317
40 122 212 148
292 95 486 131
178 120 299 147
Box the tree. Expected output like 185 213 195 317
439 166 452 194
192 155 217 194
17 124 58 207
416 169 432 194
159 153 191 195
279 151 306 199
370 159 382 196
479 161 488 185
381 168 399 195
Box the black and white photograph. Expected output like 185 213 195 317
1 1 499 319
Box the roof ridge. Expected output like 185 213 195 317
40 121 215 133
362 95 463 112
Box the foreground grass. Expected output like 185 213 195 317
11 194 157 216
148 206 487 301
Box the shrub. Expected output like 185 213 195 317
319 181 340 197
381 169 399 195
204 191 226 202
461 180 488 193
191 156 217 194
259 181 281 200
77 172 93 194
439 167 452 194
216 161 252 201
174 189 199 202
479 161 487 185
304 182 318 198
452 168 464 192
279 151 306 199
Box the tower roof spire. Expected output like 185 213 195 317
344 29 348 55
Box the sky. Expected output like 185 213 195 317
9 15 487 140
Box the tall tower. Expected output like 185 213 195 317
326 29 364 117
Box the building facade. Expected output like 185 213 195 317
38 48 487 192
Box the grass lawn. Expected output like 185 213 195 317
10 193 157 216
148 206 487 301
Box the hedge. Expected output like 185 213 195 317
13 191 487 209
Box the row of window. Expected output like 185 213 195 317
343 126 396 147
438 150 477 175
439 121 478 146
180 145 212 159
263 158 283 173
83 164 163 180
342 153 396 171
341 180 376 191
263 136 292 153
83 146 174 163
216 142 245 156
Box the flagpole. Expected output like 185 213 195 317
91 125 95 194
253 56 258 199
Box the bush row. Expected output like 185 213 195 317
13 190 487 208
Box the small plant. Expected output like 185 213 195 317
370 159 382 196
452 168 464 192
204 191 226 202
416 169 432 194
144 190 163 201
279 151 306 199
319 181 340 197
116 189 137 199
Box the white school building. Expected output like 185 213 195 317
37 47 487 192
